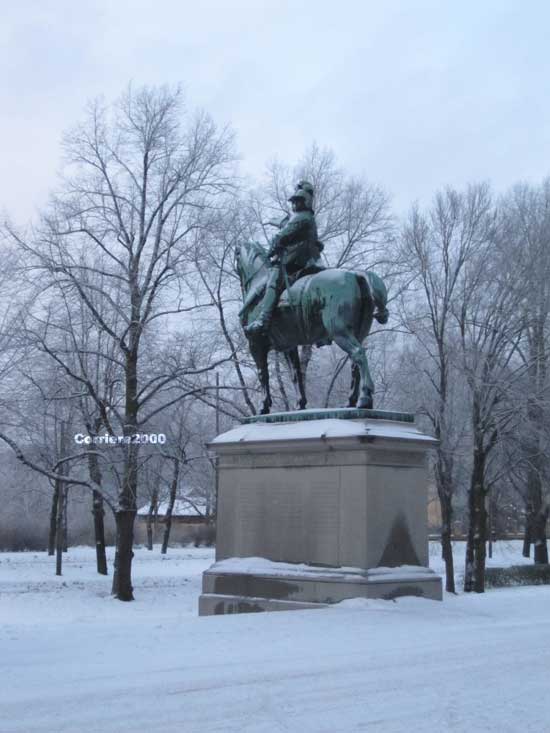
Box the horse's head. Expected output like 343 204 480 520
234 240 269 293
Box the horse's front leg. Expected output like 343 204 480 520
250 338 272 414
284 348 307 410
259 361 273 415
348 363 360 408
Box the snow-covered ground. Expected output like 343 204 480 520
1 541 549 732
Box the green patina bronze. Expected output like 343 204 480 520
244 181 324 336
242 408 414 425
236 181 389 415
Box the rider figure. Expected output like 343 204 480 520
245 181 323 335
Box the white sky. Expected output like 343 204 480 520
3 0 550 222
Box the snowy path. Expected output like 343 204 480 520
1 543 549 732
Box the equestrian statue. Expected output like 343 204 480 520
236 181 389 414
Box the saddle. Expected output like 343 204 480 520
238 261 325 321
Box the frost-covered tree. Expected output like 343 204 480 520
4 84 236 600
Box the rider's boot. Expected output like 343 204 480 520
245 282 279 335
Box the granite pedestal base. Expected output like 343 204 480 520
199 408 442 615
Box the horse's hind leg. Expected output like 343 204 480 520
333 332 374 409
249 339 272 414
348 363 361 408
284 348 307 410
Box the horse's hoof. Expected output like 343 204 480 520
259 400 273 415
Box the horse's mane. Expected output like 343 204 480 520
245 240 268 262
237 240 269 278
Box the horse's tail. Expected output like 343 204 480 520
366 271 389 324
354 273 374 338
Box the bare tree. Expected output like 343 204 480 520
400 184 495 592
497 180 550 563
142 458 161 550
193 204 259 417
5 84 236 600
453 236 523 592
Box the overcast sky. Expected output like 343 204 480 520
3 0 550 222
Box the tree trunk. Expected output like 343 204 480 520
92 490 108 575
111 510 136 601
464 544 474 591
487 492 493 559
62 490 68 552
473 484 487 593
439 495 455 594
111 489 138 600
48 480 59 556
161 459 179 555
525 360 547 564
87 448 108 575
464 481 475 594
112 348 139 601
464 447 487 593
522 514 531 557
532 507 549 564
146 489 158 551
435 446 455 594
525 465 548 565
55 484 66 576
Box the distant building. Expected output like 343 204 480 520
136 495 212 545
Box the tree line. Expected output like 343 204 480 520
0 84 548 598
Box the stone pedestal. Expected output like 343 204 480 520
199 408 442 615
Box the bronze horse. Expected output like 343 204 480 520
236 240 388 414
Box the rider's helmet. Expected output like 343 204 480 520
288 180 314 212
